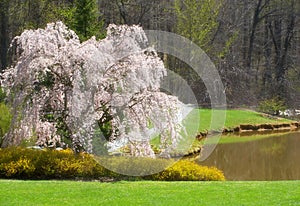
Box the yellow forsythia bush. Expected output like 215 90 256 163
2 158 35 177
0 148 225 181
0 147 109 179
150 160 225 181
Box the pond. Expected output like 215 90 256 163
197 131 300 180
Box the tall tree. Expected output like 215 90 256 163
0 0 9 71
246 0 272 71
72 0 105 41
268 0 296 101
174 0 220 53
171 0 223 105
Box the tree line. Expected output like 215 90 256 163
0 0 299 108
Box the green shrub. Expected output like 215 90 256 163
0 103 12 141
0 87 6 103
95 156 174 177
258 97 286 115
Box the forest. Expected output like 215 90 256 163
0 0 299 108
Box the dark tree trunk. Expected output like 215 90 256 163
269 1 296 101
262 16 272 96
247 0 272 71
242 0 249 69
0 0 9 72
247 0 262 71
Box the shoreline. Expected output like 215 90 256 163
196 121 300 139
187 121 300 158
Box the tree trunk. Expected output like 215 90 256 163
262 15 272 97
269 1 296 101
0 0 9 71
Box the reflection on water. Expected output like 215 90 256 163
197 132 300 180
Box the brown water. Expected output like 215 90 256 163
198 132 300 180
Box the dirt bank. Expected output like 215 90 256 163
227 122 300 133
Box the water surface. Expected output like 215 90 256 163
198 132 300 180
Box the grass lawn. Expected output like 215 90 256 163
0 180 299 206
185 109 293 132
152 109 294 150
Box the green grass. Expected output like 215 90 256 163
222 109 292 128
151 109 294 150
0 180 299 205
0 103 12 138
185 109 293 133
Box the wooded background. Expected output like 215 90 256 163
0 0 299 108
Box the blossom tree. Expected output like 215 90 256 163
1 22 188 157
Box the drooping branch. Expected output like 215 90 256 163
1 22 187 158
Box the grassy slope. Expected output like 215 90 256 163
185 109 293 133
0 180 299 205
152 109 294 148
223 109 292 128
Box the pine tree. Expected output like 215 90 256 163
72 0 105 41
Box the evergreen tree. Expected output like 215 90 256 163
72 0 105 41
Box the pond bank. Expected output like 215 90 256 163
224 121 300 133
196 121 300 139
188 120 300 158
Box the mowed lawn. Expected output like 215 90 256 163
185 109 293 132
0 180 299 205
